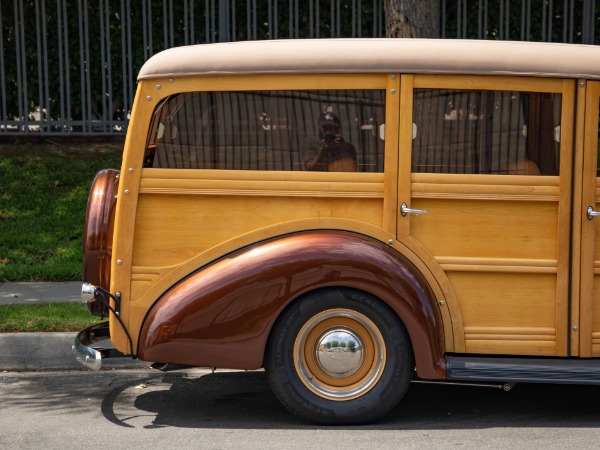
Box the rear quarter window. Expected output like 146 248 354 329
144 90 386 173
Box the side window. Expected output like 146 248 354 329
144 90 386 172
412 89 562 175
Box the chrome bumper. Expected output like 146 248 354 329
72 321 127 370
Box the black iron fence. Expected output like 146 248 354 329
1 0 598 136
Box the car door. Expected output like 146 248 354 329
576 80 600 357
397 74 576 357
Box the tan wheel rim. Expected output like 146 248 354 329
293 308 386 401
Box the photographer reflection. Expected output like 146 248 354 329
306 112 358 172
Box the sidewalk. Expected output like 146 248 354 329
0 282 150 371
0 281 81 305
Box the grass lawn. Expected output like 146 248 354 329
0 139 122 282
0 302 104 332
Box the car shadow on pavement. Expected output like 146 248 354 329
101 370 600 429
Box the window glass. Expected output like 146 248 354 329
412 89 562 175
145 90 385 172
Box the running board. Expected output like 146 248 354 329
446 355 600 385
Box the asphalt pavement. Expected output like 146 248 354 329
0 282 150 371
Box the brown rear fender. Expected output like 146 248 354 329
138 231 446 379
82 169 120 317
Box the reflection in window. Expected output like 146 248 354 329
144 90 385 172
412 89 562 175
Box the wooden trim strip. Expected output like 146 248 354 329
397 74 415 238
131 275 159 283
413 75 565 93
139 174 384 198
383 73 400 234
412 174 560 202
411 187 559 202
155 73 388 93
465 326 556 341
465 326 555 334
466 335 556 342
131 266 165 283
412 172 559 186
437 256 557 273
144 168 383 182
139 188 383 198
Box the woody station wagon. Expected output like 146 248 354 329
75 38 600 424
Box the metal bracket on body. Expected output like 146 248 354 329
94 287 122 316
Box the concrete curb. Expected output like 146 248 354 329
0 282 150 371
0 332 151 372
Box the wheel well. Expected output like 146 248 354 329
265 286 415 366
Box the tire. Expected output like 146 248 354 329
265 288 413 425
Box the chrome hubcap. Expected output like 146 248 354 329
315 329 364 378
293 308 386 401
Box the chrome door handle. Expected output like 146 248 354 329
401 202 430 217
587 206 600 220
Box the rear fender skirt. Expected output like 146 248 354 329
138 231 446 379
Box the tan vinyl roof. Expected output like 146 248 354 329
137 38 600 81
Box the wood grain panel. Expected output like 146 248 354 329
133 194 383 266
448 272 556 329
410 198 558 260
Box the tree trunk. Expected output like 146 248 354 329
384 0 439 38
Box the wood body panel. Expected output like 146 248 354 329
449 272 557 355
133 192 383 266
113 74 395 352
104 69 600 369
413 194 561 356
411 198 558 259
